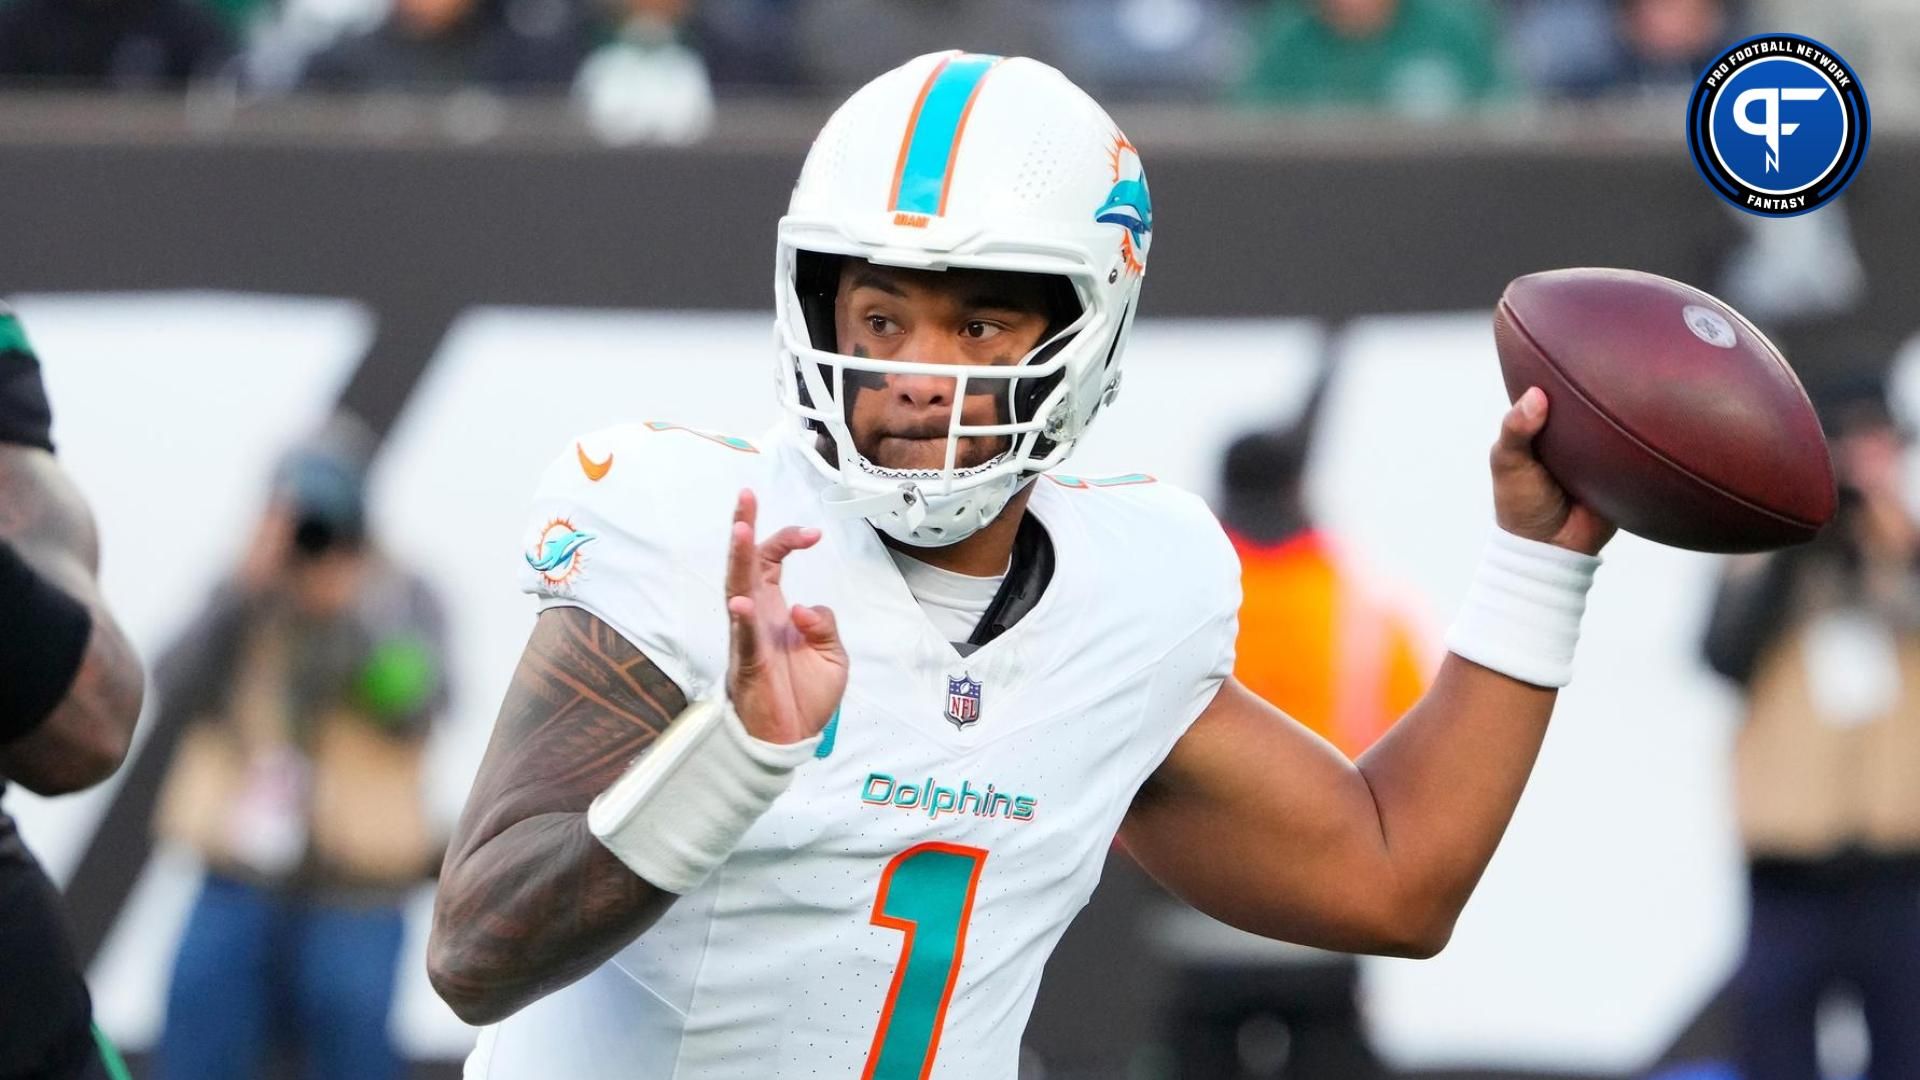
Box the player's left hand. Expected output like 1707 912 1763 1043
1490 387 1616 557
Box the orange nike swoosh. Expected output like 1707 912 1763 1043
577 443 613 482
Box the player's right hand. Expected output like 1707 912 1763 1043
1489 387 1615 558
723 489 848 745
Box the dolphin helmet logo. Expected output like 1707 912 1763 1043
526 517 597 589
1098 134 1151 276
1097 179 1152 247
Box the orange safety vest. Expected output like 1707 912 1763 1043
1228 528 1432 758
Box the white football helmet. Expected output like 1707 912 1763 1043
775 51 1152 546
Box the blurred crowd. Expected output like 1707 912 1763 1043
1 0 1916 142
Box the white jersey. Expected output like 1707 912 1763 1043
471 421 1239 1080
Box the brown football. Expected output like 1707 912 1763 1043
1493 268 1835 553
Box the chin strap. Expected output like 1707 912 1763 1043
819 482 928 531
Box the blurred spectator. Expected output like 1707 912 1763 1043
0 0 232 90
1502 0 1623 100
689 0 803 90
1505 0 1733 102
1703 378 1920 1080
1043 0 1244 102
1612 0 1728 97
1238 0 1504 117
229 0 391 94
575 0 715 145
1156 368 1432 1080
299 0 590 92
152 420 449 1080
790 0 1050 94
202 0 278 39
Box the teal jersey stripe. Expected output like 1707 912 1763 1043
0 313 32 357
92 1024 133 1080
814 707 840 759
893 54 1001 216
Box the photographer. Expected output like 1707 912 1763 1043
151 419 449 1080
1702 377 1920 1080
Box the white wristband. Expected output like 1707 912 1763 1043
1445 528 1601 689
587 696 820 894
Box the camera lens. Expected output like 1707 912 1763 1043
293 516 337 556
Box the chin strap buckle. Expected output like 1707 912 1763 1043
820 482 928 530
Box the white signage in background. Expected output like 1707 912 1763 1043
9 294 1797 1072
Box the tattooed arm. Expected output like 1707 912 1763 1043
427 606 688 1026
430 487 845 1025
0 445 145 795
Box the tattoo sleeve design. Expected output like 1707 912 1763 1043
429 606 688 1022
0 446 143 794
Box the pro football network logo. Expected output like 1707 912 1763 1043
526 517 596 592
944 673 983 730
1687 34 1869 217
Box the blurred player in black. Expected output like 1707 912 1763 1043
0 303 146 1079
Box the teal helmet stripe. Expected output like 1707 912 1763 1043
891 53 1003 217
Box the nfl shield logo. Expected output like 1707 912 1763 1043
945 674 983 731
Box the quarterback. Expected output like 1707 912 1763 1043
429 53 1614 1077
